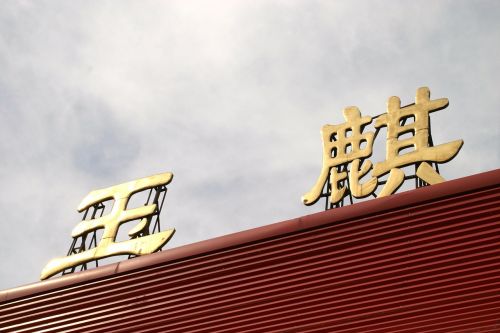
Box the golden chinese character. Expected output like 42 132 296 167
302 87 464 208
41 172 175 280
302 107 377 206
373 87 463 196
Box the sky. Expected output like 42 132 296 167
0 0 499 291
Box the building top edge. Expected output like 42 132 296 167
1 168 499 303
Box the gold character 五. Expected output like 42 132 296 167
41 173 175 280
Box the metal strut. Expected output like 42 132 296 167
324 114 442 210
62 185 170 275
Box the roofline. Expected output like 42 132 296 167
1 168 499 303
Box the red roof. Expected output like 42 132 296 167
1 168 499 332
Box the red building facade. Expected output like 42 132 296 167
1 169 499 332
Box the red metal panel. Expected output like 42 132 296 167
1 169 499 332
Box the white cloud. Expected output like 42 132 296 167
0 0 498 290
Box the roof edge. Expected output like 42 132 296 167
1 168 499 303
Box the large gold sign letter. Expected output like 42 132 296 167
41 172 175 280
303 87 463 207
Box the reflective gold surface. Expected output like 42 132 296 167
41 172 175 280
302 107 375 205
303 87 463 206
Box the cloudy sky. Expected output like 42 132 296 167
0 0 499 291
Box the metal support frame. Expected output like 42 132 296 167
323 114 440 210
62 185 169 275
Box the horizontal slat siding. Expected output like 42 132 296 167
1 185 499 332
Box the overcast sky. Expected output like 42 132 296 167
1 0 499 291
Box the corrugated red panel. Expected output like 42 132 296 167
1 169 499 333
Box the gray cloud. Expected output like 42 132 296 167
0 0 499 290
